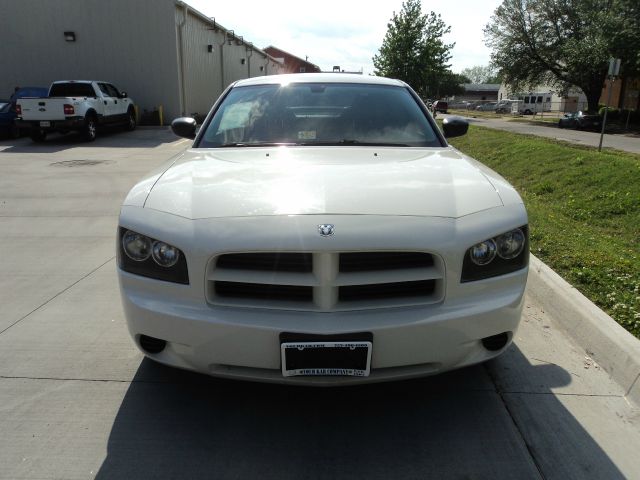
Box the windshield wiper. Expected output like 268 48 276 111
298 139 411 147
216 142 298 147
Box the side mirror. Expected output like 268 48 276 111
120 92 128 98
442 116 469 138
171 117 197 139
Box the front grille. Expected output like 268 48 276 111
339 280 436 302
215 282 313 302
207 251 444 311
216 253 312 272
340 252 433 272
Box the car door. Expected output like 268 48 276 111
97 83 118 122
105 83 129 121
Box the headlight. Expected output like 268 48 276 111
461 226 528 282
495 229 525 259
122 230 152 261
152 241 180 267
469 239 497 265
117 228 189 284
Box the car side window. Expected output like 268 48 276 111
98 83 111 97
106 84 121 98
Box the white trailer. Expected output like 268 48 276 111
514 92 553 114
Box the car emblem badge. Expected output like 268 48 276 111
318 224 335 237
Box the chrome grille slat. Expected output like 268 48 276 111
334 267 442 286
207 251 445 310
209 269 319 287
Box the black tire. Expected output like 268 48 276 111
83 115 97 142
30 129 47 143
125 109 136 131
8 125 20 139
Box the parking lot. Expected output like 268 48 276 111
0 129 639 479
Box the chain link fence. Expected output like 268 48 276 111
447 99 639 127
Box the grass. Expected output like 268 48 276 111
447 125 640 337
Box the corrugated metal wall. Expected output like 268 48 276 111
0 0 285 123
0 0 181 122
175 5 285 119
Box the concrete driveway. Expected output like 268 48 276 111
0 129 638 479
443 114 640 154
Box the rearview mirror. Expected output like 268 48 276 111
120 92 128 98
171 117 197 139
442 116 469 138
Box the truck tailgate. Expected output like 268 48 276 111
18 98 68 121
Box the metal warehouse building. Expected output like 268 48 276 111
0 0 285 122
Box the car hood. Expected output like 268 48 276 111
138 147 507 219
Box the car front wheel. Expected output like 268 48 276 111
125 109 136 131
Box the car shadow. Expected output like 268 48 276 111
0 127 178 153
94 345 624 479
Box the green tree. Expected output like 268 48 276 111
485 0 640 112
460 65 502 84
373 0 455 97
437 72 471 97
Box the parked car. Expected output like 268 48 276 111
558 111 601 130
475 102 497 112
10 86 49 105
0 100 19 138
433 100 448 113
0 87 49 138
117 74 529 385
494 101 513 114
16 80 136 142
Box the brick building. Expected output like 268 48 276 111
263 46 321 74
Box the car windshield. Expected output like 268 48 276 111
198 83 441 148
0 102 10 113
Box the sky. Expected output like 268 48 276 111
186 0 503 75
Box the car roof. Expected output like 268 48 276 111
233 73 408 88
51 80 111 84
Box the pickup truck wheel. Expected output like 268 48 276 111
125 109 136 131
8 125 20 139
30 129 47 143
83 116 97 142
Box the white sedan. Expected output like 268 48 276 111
117 74 528 385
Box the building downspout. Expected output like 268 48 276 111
246 46 253 78
218 31 227 93
176 2 188 116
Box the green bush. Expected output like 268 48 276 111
598 106 620 120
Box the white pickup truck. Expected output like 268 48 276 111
16 80 136 142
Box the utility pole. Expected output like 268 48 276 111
599 58 620 152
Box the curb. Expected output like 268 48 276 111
527 254 640 405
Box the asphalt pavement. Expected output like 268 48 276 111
442 113 640 154
0 129 639 479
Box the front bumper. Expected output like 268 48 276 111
120 270 526 385
117 206 529 385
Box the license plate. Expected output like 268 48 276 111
39 121 50 127
281 341 372 377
